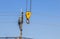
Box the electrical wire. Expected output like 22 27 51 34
26 0 32 12
30 0 32 12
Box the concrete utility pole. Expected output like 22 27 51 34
18 0 32 39
18 11 23 39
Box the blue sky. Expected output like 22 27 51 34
0 0 60 39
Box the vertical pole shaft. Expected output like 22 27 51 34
20 24 22 39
